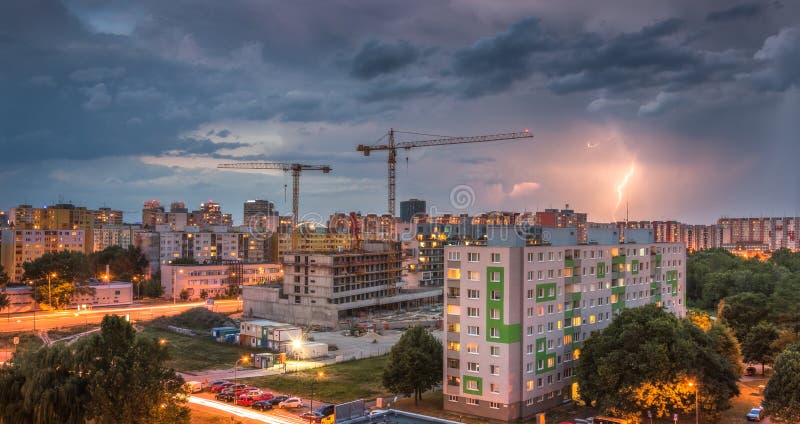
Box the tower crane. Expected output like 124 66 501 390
217 162 332 229
357 129 534 217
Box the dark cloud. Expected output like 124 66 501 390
349 39 421 80
452 17 556 97
216 129 231 138
356 77 439 102
751 26 800 90
70 66 126 82
706 3 764 22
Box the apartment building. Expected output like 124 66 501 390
92 224 140 252
442 232 686 421
1 229 86 282
161 262 282 301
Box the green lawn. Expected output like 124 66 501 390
241 355 390 404
139 326 259 372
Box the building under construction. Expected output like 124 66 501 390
242 241 442 329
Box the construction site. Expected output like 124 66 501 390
226 129 533 330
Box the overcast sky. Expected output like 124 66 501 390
2 0 799 225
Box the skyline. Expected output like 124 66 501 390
2 1 800 224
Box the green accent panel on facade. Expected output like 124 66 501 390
612 255 626 265
564 326 574 337
571 292 582 302
486 266 521 344
655 254 662 267
631 259 639 275
535 336 557 375
564 309 573 320
462 375 483 396
565 259 574 268
612 286 626 311
666 270 679 295
596 262 606 278
536 282 557 303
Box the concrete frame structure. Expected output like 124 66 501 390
442 239 686 421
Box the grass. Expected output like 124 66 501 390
241 355 391 404
47 325 97 340
0 331 44 354
139 326 259 372
150 307 236 332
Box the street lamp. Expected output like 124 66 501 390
47 272 56 311
310 371 324 413
234 355 249 385
688 380 699 424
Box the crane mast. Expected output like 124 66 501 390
357 129 533 217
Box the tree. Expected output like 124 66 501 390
0 291 8 312
179 289 189 301
21 251 90 283
141 278 164 298
0 263 9 286
0 315 190 423
707 323 744 377
686 309 712 331
576 304 739 423
742 321 779 374
382 327 442 405
717 292 770 340
763 343 800 423
199 290 208 300
90 246 148 281
78 316 190 423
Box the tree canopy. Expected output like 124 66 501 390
382 326 442 405
0 315 190 423
763 343 800 424
576 304 740 423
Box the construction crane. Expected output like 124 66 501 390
217 162 332 228
357 129 534 217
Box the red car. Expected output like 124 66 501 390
211 382 234 393
231 386 259 396
237 393 273 407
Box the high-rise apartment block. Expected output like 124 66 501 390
400 198 426 222
243 199 278 228
1 229 86 281
442 231 686 421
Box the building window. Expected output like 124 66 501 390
448 395 459 402
490 346 500 356
490 271 501 282
467 271 480 281
467 289 480 299
527 271 534 281
466 343 479 354
527 380 534 391
490 290 501 301
527 252 534 262
448 252 460 261
490 365 501 375
491 253 501 263
489 327 500 339
467 326 480 336
468 253 480 262
490 384 500 394
466 398 479 406
467 307 480 317
489 401 501 409
447 268 461 279
448 341 460 352
467 362 479 372
490 308 500 319
527 289 534 299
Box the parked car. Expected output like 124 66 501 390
300 411 325 423
209 379 228 386
216 392 237 403
237 392 273 406
252 400 273 411
746 366 757 376
211 382 234 392
268 395 290 406
746 407 764 421
278 397 303 409
315 404 335 417
184 381 203 393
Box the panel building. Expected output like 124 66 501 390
441 231 686 421
1 229 86 282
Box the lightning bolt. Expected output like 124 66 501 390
614 162 635 221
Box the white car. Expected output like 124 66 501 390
278 397 303 409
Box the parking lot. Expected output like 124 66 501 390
192 385 331 424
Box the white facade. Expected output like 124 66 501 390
442 242 686 421
161 262 282 300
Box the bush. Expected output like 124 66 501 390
150 307 235 331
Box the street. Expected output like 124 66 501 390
0 300 242 333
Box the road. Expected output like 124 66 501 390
190 394 313 424
0 300 242 333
